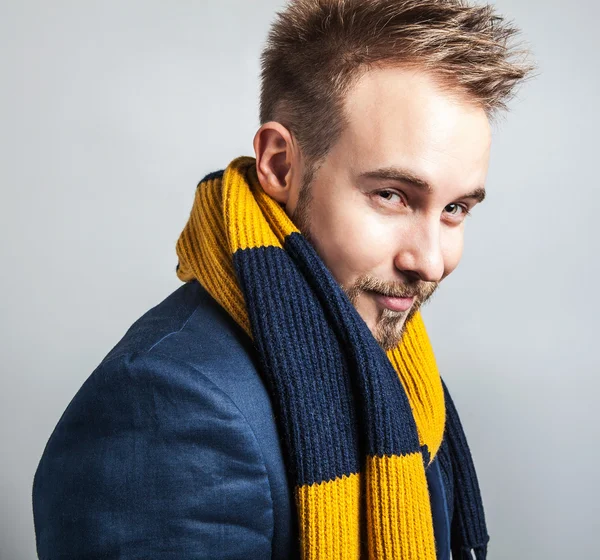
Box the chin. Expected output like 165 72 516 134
373 313 408 351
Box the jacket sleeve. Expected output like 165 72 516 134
32 351 274 559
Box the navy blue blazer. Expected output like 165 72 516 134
33 280 452 559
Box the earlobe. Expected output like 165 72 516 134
253 122 295 205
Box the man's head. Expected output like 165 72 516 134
253 0 533 349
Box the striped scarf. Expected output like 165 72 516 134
175 156 488 559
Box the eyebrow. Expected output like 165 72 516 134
358 166 486 203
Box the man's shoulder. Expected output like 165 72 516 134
104 280 254 372
33 281 295 560
85 280 281 438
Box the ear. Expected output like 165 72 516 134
253 121 298 205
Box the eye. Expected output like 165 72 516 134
444 203 470 220
377 190 403 204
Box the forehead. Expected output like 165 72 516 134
338 66 492 193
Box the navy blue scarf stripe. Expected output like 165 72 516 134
234 245 361 485
285 232 422 457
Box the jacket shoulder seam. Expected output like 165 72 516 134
145 304 202 353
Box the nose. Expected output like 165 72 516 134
393 217 444 283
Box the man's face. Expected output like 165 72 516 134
287 67 491 350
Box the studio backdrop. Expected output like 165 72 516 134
0 1 598 558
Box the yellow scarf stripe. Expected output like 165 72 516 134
387 313 446 462
223 157 297 252
367 454 437 560
296 473 362 560
176 173 251 335
295 453 436 560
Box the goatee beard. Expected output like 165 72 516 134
344 276 438 351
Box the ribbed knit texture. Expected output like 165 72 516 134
175 156 488 559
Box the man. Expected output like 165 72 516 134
33 1 533 558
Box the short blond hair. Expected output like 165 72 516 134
259 0 535 170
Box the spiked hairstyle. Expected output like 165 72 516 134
259 0 535 172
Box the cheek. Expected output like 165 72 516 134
308 194 390 284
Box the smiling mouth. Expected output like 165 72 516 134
371 291 415 312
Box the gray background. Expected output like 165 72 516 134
1 1 598 558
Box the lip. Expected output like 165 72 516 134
373 292 415 312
